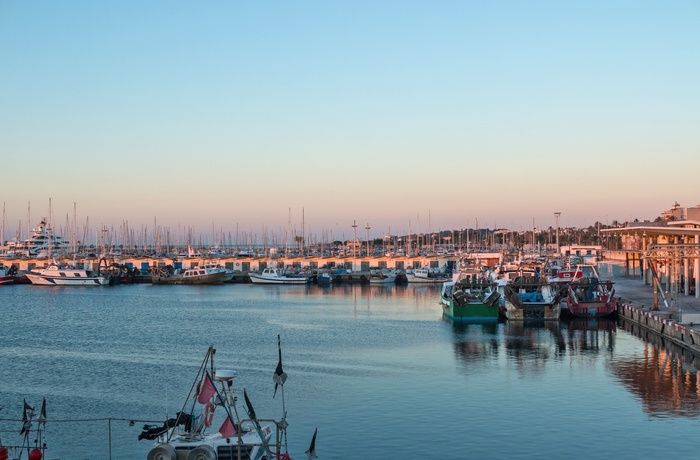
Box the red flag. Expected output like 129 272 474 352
218 416 237 438
197 372 216 404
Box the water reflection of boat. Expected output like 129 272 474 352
446 319 501 366
503 320 564 363
559 318 616 356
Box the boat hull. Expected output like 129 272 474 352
442 299 499 322
504 302 561 321
248 275 309 284
563 300 617 318
26 274 109 286
151 272 225 285
407 275 450 284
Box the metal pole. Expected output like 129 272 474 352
554 212 561 255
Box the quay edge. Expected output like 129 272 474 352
614 276 700 357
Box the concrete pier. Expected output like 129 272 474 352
614 277 700 357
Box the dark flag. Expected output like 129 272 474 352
243 389 256 420
273 335 288 399
23 400 35 419
38 398 47 425
305 428 318 460
20 400 33 435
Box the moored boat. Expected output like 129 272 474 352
369 269 397 285
0 264 19 285
248 267 310 284
150 266 225 285
316 271 333 285
406 267 450 284
563 275 617 318
440 277 501 322
501 276 567 321
140 339 317 460
26 263 110 286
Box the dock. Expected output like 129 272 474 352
614 276 700 360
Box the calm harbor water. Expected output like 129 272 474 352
1 282 699 459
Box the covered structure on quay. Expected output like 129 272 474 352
602 220 700 308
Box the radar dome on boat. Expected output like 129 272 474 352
214 369 236 381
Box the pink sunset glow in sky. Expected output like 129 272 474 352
1 1 698 240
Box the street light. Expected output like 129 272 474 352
554 212 561 253
365 223 370 258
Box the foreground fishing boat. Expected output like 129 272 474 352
26 263 110 286
0 398 48 460
140 338 318 460
440 278 501 322
501 276 567 321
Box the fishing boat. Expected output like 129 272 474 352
26 262 110 286
0 398 48 460
316 271 333 285
0 264 19 285
248 268 310 285
140 339 318 460
501 276 567 321
562 266 617 318
440 276 501 322
203 261 235 282
369 269 397 285
406 267 450 284
150 266 225 285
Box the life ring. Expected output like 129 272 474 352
203 402 215 427
236 262 240 266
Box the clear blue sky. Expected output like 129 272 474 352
1 1 698 240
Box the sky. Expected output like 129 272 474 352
1 1 698 241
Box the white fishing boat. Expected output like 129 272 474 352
369 269 397 285
248 267 310 285
202 261 235 282
140 338 318 460
405 267 450 284
26 262 110 286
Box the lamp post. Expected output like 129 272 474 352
365 223 370 258
554 212 561 254
352 220 358 271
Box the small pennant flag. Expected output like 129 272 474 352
197 372 216 404
23 400 35 419
20 402 31 436
305 428 318 460
273 335 288 399
218 415 237 438
38 398 47 425
243 389 256 420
